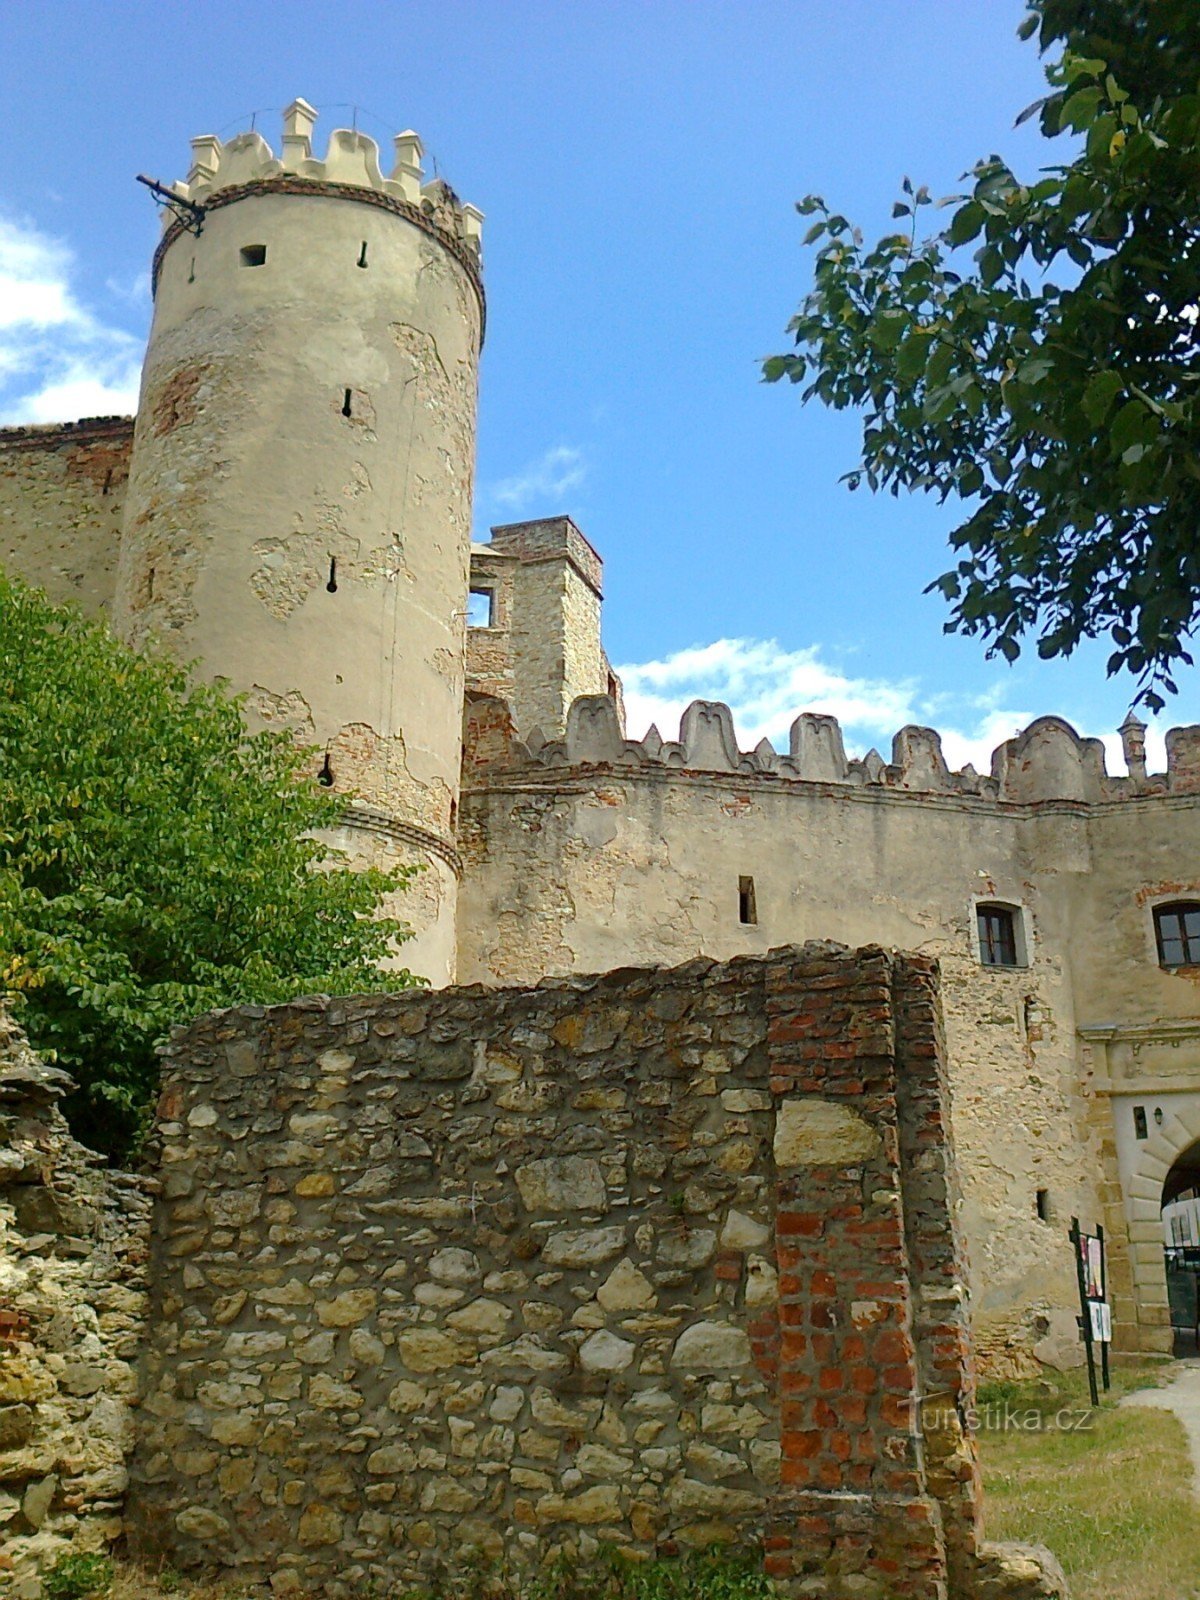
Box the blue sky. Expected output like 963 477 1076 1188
1 1 1194 771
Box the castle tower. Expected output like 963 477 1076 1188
113 101 485 983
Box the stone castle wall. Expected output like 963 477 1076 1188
458 699 1200 1368
0 1009 152 1597
129 946 1061 1600
0 419 132 618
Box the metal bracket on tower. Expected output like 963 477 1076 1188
136 174 206 236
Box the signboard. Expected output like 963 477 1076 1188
1070 1216 1110 1406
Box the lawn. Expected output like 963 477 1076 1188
979 1358 1200 1600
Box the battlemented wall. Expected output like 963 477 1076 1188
0 419 132 617
128 946 1061 1599
459 699 1200 1366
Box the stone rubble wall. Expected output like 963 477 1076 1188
130 946 1065 1599
0 1007 152 1598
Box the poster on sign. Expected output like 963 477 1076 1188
1084 1235 1103 1301
1089 1299 1112 1343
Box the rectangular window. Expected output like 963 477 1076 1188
240 244 267 267
1155 902 1200 967
977 905 1018 967
467 588 495 628
738 876 757 926
1134 1104 1148 1140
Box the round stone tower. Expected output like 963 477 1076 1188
113 100 484 983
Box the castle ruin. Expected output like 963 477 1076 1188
0 102 1198 1589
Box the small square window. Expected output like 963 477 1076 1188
977 904 1020 967
1154 901 1200 967
467 588 495 628
240 244 267 267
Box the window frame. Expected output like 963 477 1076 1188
1153 900 1200 969
970 898 1029 969
466 587 496 630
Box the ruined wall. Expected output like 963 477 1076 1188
460 700 1200 1368
130 947 1056 1599
0 419 132 616
0 1009 151 1597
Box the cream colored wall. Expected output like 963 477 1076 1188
0 420 131 615
113 155 481 983
458 760 1200 1364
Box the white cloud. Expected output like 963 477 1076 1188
488 445 586 514
0 214 142 425
615 635 1169 775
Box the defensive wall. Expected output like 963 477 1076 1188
131 945 1061 1599
460 697 1200 1365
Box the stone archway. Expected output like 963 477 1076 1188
1122 1099 1200 1353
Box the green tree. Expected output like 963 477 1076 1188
0 571 419 1158
765 0 1200 709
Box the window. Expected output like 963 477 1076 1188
240 244 267 267
1133 1104 1148 1140
738 876 757 926
467 588 495 628
1036 1189 1050 1222
977 904 1020 967
1154 901 1200 967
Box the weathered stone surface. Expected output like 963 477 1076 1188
596 1258 656 1312
541 1225 626 1268
670 1321 752 1373
398 1328 476 1372
316 1289 377 1326
773 1097 882 1167
579 1329 636 1373
515 1156 608 1212
535 1485 623 1526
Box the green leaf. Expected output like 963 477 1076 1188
1083 370 1124 426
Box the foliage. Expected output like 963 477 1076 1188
0 571 419 1158
44 1553 115 1600
402 1546 776 1600
764 0 1200 709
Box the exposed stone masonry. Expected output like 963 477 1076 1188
130 947 1064 1599
0 1008 152 1597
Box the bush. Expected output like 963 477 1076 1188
43 1552 114 1600
0 571 419 1158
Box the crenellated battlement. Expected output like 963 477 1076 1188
468 692 1200 805
161 98 483 254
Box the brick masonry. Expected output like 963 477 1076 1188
130 947 1065 1598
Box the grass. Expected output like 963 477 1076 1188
979 1356 1200 1600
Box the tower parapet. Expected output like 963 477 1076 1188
114 100 485 983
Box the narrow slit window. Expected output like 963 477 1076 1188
188 256 196 283
240 244 267 267
357 240 369 268
341 388 353 418
1036 1189 1050 1222
1133 1104 1148 1140
977 904 1019 967
738 876 757 926
326 557 338 593
317 751 334 788
1154 901 1200 967
467 588 495 628
102 468 113 496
